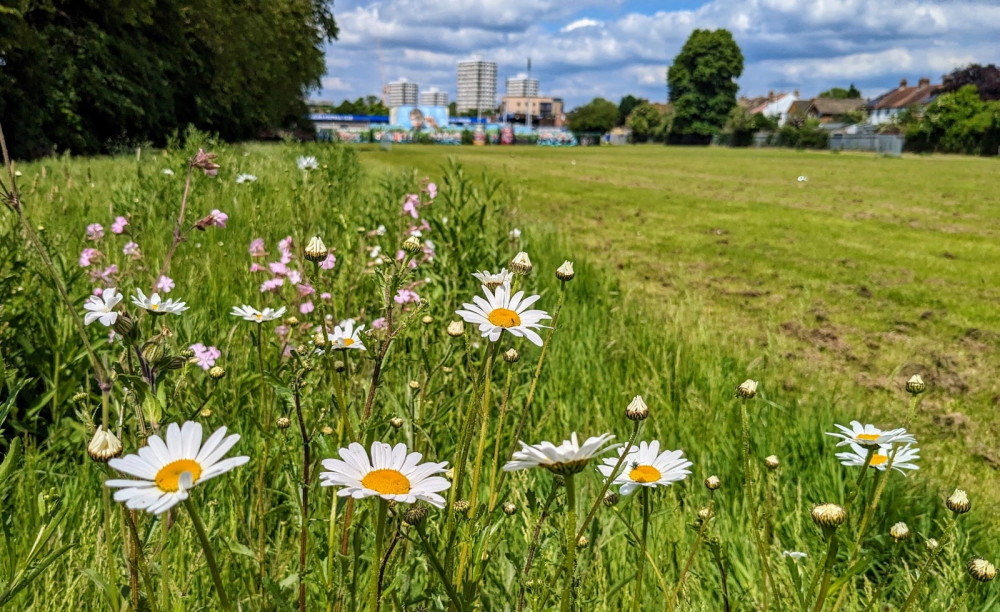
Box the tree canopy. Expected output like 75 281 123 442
667 29 744 144
567 98 618 135
625 102 662 142
617 95 646 126
0 0 338 159
941 64 1000 101
817 84 861 99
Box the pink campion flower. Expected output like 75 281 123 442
79 248 102 267
260 278 284 293
111 216 128 234
299 301 314 314
249 238 267 258
297 283 315 297
249 263 267 273
278 236 293 255
320 292 332 301
93 287 104 297
402 194 420 218
319 253 336 270
122 241 141 259
86 223 104 240
286 269 302 285
189 343 221 370
395 250 417 269
155 275 174 293
268 261 289 276
275 325 291 344
394 288 420 304
372 317 387 330
426 182 437 199
195 209 228 230
90 264 118 284
193 149 219 176
279 250 292 265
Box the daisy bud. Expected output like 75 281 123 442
946 489 970 514
179 348 196 358
390 417 403 429
510 251 533 275
403 504 428 526
402 235 422 254
409 380 421 390
200 407 212 418
765 455 780 470
736 379 758 399
453 499 471 514
967 557 998 582
276 417 292 430
285 316 300 326
705 475 721 490
421 315 434 325
72 391 88 403
305 236 328 262
698 506 713 521
502 502 517 515
313 330 328 347
890 521 910 542
321 426 334 435
811 503 846 529
443 366 454 373
576 536 589 549
503 348 520 363
625 395 649 421
555 260 575 282
926 538 939 552
446 321 465 337
905 374 926 395
209 366 226 380
603 490 620 507
334 360 346 373
87 426 123 462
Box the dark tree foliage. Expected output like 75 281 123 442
566 98 618 136
0 0 338 159
941 64 1000 101
818 84 861 99
905 85 1000 156
667 29 744 144
617 95 645 126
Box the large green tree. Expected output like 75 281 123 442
625 102 662 142
666 29 744 144
567 98 618 135
617 95 645 126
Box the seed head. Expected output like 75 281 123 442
453 499 471 514
446 321 465 337
555 261 575 282
946 489 970 514
811 503 847 529
905 374 926 395
765 455 780 470
967 557 998 582
403 504 428 526
72 391 89 403
305 236 328 262
890 521 910 542
276 417 292 430
390 417 404 429
705 475 721 490
503 348 520 363
502 502 517 516
736 379 759 399
510 251 533 275
926 538 939 552
625 395 649 421
87 426 123 462
603 490 620 507
209 366 226 380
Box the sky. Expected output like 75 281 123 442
317 0 999 110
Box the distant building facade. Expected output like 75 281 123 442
420 89 448 107
738 91 799 126
386 80 418 107
505 75 539 98
867 77 940 125
501 96 564 126
457 58 497 113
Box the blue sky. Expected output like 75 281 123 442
318 0 999 109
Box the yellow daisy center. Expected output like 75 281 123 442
343 338 354 347
151 303 159 310
870 454 889 466
155 459 202 492
629 465 662 483
361 469 411 495
857 433 880 441
488 308 521 328
255 313 263 320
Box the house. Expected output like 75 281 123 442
806 98 866 122
867 78 940 125
738 90 799 126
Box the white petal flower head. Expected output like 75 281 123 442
783 551 808 560
297 156 319 171
320 319 366 352
84 288 123 326
471 268 513 290
105 421 249 514
236 173 257 184
797 175 808 182
827 421 916 449
131 288 189 315
504 432 617 475
597 440 692 495
231 304 287 323
319 441 450 508
455 284 551 346
836 442 920 475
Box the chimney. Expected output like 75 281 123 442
794 89 800 99
899 78 908 89
918 77 930 88
768 90 775 102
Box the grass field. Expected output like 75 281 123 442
0 139 997 610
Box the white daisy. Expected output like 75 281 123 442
162 168 174 176
319 441 450 508
783 551 807 560
318 319 366 352
231 304 286 323
597 440 692 495
131 288 189 315
836 442 920 475
84 288 123 326
236 173 257 184
455 283 551 346
504 433 616 475
105 421 249 514
297 156 319 171
827 421 916 449
797 176 808 182
471 268 513 289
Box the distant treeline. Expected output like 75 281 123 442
0 0 337 159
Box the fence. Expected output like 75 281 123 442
829 133 904 156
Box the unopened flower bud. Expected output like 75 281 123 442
905 374 926 395
698 506 713 521
321 425 334 435
576 536 589 549
72 391 89 403
403 504 428 526
967 557 998 582
209 366 226 380
313 330 328 347
200 407 212 418
625 395 649 421
334 360 346 373
705 475 721 490
510 251 532 275
141 341 165 365
811 503 846 529
503 348 520 363
402 235 422 254
409 380 421 390
555 260 575 281
390 417 403 429
926 538 939 552
502 502 517 515
946 489 970 514
736 379 758 399
446 321 465 337
453 500 470 514
421 315 434 325
276 417 291 430
603 490 620 506
87 426 123 462
179 348 196 358
890 521 910 541
765 455 780 470
305 236 328 262
442 366 454 373
285 316 299 326
112 313 134 337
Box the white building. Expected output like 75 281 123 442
420 88 448 107
386 79 418 107
505 74 538 98
742 91 799 126
456 57 497 113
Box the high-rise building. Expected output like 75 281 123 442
456 57 497 113
420 88 449 107
386 79 418 107
505 74 538 98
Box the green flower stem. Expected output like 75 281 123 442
122 509 160 612
518 483 561 612
830 447 885 612
367 499 389 612
467 344 497 519
560 473 578 612
864 542 899 612
184 498 232 612
252 323 272 595
631 486 651 612
414 525 464 612
293 380 310 612
669 499 712 611
812 531 841 612
325 496 340 612
899 516 958 612
576 421 640 540
739 399 779 610
486 366 516 514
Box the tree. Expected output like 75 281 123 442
941 64 1000 101
617 95 645 126
818 84 861 99
667 29 744 144
625 102 662 142
905 85 1000 155
567 98 618 136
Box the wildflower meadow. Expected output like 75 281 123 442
1 132 997 611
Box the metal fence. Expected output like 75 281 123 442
829 133 905 156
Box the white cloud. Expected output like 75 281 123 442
561 18 603 33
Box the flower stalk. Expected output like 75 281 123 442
184 498 232 612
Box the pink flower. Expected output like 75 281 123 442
402 194 420 218
275 325 291 343
156 275 174 293
93 287 104 297
260 278 284 293
189 343 221 370
79 248 102 267
286 269 302 285
90 264 118 284
319 253 336 269
249 238 267 258
268 261 289 276
297 283 315 297
86 223 104 240
395 250 417 269
426 182 437 199
372 317 387 330
122 242 141 259
299 301 314 314
111 216 128 234
394 288 420 304
193 149 219 176
195 209 228 230
320 292 332 301
278 236 293 255
250 263 267 273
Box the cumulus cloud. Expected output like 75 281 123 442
561 18 603 33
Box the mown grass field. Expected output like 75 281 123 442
0 139 997 610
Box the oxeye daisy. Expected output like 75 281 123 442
503 432 616 475
231 304 286 323
319 441 450 507
456 283 551 346
317 318 366 352
471 268 513 290
835 442 920 475
105 421 249 514
84 287 122 326
132 288 189 315
597 440 692 495
827 420 915 448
